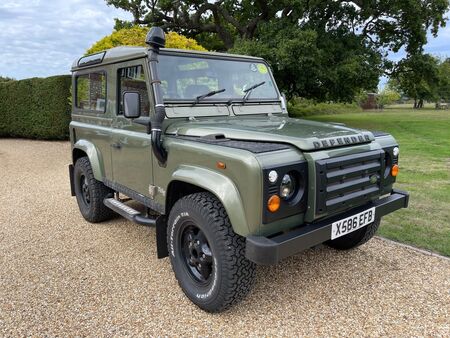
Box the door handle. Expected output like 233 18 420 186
111 142 122 149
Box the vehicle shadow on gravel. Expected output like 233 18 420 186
104 215 392 314
64 211 449 336
227 240 410 315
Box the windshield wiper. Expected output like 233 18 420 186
193 88 226 106
242 81 266 104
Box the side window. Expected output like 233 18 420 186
118 65 150 116
76 72 106 112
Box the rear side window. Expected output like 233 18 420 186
118 65 150 116
76 72 106 112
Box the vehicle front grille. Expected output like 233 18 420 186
315 150 384 215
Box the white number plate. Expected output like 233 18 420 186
331 207 376 240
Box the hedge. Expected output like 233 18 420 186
0 75 71 140
288 98 362 118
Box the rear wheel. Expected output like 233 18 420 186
74 157 114 223
326 219 381 250
167 192 256 312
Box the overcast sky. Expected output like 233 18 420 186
0 0 131 79
0 0 449 80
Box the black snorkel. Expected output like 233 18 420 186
146 27 167 165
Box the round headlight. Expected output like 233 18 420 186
268 170 278 183
280 174 296 200
393 147 399 157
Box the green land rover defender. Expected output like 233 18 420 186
69 27 409 312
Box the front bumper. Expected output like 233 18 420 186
245 189 409 265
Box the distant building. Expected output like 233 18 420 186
360 93 378 110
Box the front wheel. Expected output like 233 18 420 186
326 219 381 250
167 192 256 312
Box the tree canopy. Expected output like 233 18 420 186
0 76 14 83
104 1 449 102
106 0 448 53
390 55 450 107
86 26 206 54
230 21 383 101
437 58 450 102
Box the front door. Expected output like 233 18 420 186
110 60 154 198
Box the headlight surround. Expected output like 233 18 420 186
383 145 399 179
280 173 296 200
262 162 308 224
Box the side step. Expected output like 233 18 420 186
104 198 156 226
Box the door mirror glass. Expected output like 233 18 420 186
123 92 141 118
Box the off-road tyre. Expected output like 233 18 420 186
74 156 115 223
326 219 381 250
167 192 256 312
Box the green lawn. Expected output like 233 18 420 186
305 107 450 256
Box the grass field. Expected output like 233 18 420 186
305 107 450 256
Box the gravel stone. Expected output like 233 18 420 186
0 139 449 336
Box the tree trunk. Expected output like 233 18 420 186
418 99 424 108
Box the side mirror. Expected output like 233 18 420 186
123 92 141 118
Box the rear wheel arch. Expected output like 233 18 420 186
72 140 104 181
73 156 115 223
73 148 87 165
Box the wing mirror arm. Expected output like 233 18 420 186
133 117 152 134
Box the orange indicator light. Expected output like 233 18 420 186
267 195 281 212
217 161 226 169
391 164 399 177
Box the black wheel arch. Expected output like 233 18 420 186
73 148 87 165
157 181 212 259
165 180 207 215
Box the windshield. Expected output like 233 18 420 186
158 54 279 103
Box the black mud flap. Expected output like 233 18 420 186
156 215 168 259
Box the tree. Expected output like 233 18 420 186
231 20 382 102
106 0 449 54
0 76 14 83
437 58 450 102
390 54 440 108
104 0 449 102
86 26 206 55
377 88 401 108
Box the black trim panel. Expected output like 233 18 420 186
262 161 308 223
372 130 390 137
170 135 291 154
69 165 75 196
316 150 384 215
246 189 409 265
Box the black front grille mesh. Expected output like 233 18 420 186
316 150 384 215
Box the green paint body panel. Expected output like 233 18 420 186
72 138 105 180
169 165 250 235
70 47 401 238
165 115 374 151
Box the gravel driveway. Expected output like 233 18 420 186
1 139 449 336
